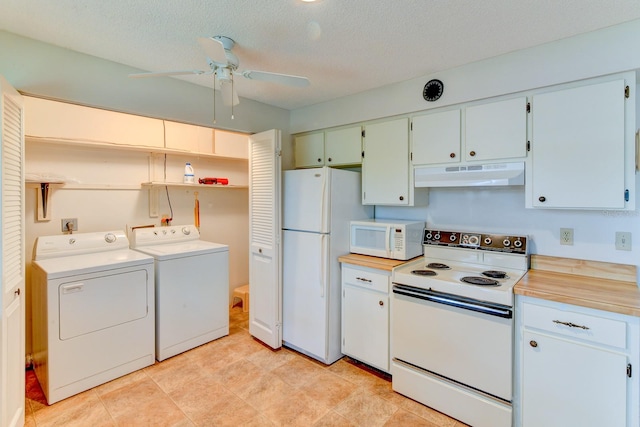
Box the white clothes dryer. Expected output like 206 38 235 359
130 225 229 361
31 230 155 404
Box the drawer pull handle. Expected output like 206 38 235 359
529 340 538 348
356 277 372 283
553 320 590 330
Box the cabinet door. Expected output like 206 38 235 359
362 118 410 205
465 96 527 161
522 331 627 427
294 132 324 168
325 126 362 167
164 121 214 154
412 109 461 165
342 285 389 372
531 80 625 209
214 129 248 159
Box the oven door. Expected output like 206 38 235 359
392 284 513 401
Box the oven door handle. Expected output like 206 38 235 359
392 284 512 319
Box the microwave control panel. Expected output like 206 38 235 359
423 229 527 254
392 228 405 251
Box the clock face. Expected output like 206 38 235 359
423 79 444 102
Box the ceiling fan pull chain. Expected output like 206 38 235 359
213 73 217 124
231 74 235 120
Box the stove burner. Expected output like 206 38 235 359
411 269 437 277
461 276 500 286
482 270 508 279
426 263 450 270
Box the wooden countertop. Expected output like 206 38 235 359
514 255 640 317
338 253 415 272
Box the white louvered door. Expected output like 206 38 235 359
248 129 282 349
0 75 25 427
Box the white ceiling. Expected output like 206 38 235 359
2 0 640 110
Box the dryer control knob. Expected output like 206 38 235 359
170 229 176 234
104 233 117 243
182 227 191 235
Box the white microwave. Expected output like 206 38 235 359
350 219 425 260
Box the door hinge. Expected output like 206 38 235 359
625 85 630 99
526 102 531 113
361 150 365 159
625 189 630 202
527 141 531 152
410 121 413 131
361 129 365 138
410 152 413 161
276 150 282 157
627 363 632 378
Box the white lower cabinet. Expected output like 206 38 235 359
341 264 390 372
516 296 640 427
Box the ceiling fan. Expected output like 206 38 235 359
129 35 310 116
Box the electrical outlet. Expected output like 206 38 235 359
61 218 78 232
616 232 632 251
560 228 574 245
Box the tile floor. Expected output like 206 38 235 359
24 306 467 427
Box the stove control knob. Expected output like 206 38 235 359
484 237 492 245
425 232 433 240
182 227 191 235
449 234 457 242
468 235 479 246
104 233 117 243
433 233 441 240
514 239 523 248
502 239 511 247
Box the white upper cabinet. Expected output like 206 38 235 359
164 120 214 154
529 78 631 209
294 132 324 168
294 126 362 168
214 129 249 159
412 109 461 165
24 96 164 148
324 126 362 167
464 96 528 162
362 118 412 205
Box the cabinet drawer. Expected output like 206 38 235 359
342 265 389 293
522 302 627 348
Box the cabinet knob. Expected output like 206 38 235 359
327 157 332 162
450 153 456 158
529 340 538 348
379 300 384 306
469 150 476 157
538 196 546 202
399 196 404 201
317 158 322 163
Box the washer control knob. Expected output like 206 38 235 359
170 229 176 234
182 227 191 235
162 229 167 235
484 237 492 245
503 239 511 247
104 233 117 243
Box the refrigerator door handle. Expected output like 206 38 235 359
320 234 327 297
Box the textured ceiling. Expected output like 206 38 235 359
2 0 640 110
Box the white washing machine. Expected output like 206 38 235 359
130 225 229 361
31 230 155 404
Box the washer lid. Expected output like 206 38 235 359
33 249 153 279
131 240 229 260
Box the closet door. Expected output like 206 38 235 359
248 129 282 349
0 75 25 427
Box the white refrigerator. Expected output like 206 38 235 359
282 167 373 364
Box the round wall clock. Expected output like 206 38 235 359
423 79 444 102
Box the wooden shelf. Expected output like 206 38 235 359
141 181 248 189
26 136 248 161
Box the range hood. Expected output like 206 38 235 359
414 161 525 188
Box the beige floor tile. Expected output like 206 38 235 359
110 395 190 427
262 389 330 426
94 369 148 397
99 376 166 419
33 389 114 427
271 355 326 388
313 410 357 427
392 397 457 427
236 372 296 412
242 414 277 426
327 359 384 388
145 352 206 394
383 409 440 427
333 388 398 427
245 346 297 371
24 414 36 427
297 371 359 409
210 358 265 393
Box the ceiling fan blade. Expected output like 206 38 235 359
240 70 310 87
128 70 208 78
197 37 228 64
221 82 239 106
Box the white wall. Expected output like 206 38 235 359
292 20 640 281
